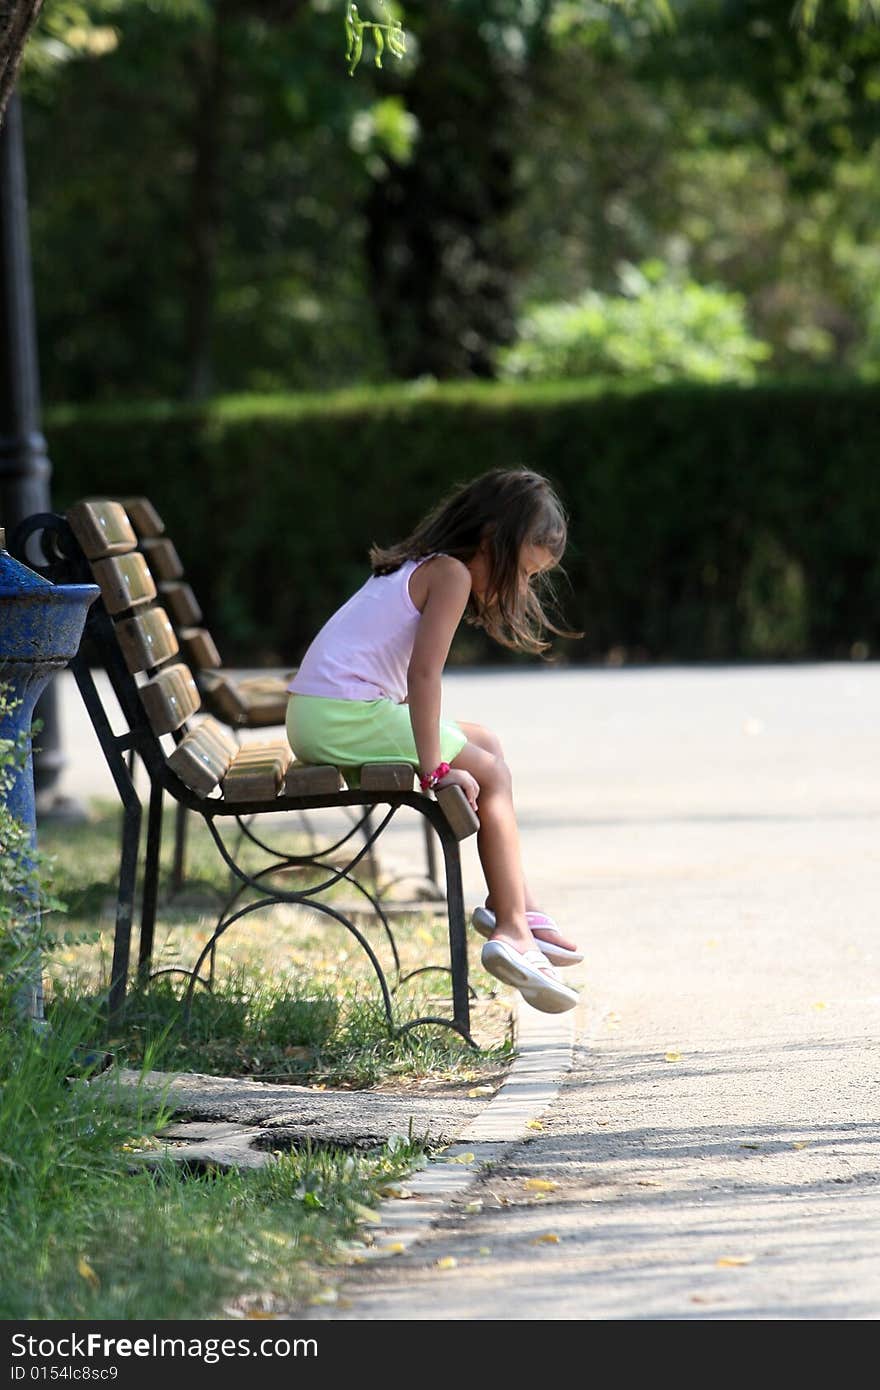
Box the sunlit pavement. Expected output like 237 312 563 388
52 662 880 1319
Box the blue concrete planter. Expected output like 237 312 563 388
0 536 98 1019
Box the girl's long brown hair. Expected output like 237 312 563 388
369 468 581 654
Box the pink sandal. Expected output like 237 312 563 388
471 906 584 966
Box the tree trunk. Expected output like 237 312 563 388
364 12 519 380
0 2 44 127
182 12 227 402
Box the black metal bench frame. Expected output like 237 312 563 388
15 512 476 1046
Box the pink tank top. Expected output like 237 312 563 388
288 557 436 703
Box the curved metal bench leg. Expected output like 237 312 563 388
172 800 188 893
434 811 471 1039
108 789 141 1024
69 652 141 1025
138 778 163 983
422 818 442 896
361 807 382 887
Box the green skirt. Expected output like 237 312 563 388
286 693 467 787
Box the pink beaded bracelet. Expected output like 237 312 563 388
419 762 450 792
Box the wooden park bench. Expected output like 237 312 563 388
14 502 480 1044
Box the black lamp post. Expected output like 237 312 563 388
0 89 67 813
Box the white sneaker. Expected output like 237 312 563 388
480 939 579 1014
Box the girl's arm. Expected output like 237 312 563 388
407 556 472 783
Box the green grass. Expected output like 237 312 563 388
0 793 515 1320
0 998 429 1319
39 800 513 1088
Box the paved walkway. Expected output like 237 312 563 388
54 663 880 1319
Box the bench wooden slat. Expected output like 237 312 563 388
114 607 179 674
122 497 165 538
228 739 290 764
435 784 480 840
91 552 157 614
159 581 202 627
179 627 223 670
360 763 414 792
139 663 201 735
222 740 292 801
237 675 292 695
283 762 345 795
190 714 240 762
167 721 236 797
235 689 289 727
200 670 249 724
235 674 291 725
67 501 137 560
141 537 185 581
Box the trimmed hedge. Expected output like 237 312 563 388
43 378 880 666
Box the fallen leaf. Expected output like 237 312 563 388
77 1257 99 1289
309 1288 338 1305
446 1152 476 1165
636 1179 662 1187
378 1185 412 1199
524 1178 558 1192
705 939 720 949
436 1257 458 1270
468 1086 494 1098
532 1233 560 1245
740 1142 761 1150
716 1255 755 1268
349 1202 381 1224
812 1002 827 1011
463 1200 483 1214
259 1230 291 1246
526 1120 544 1131
382 1242 406 1255
664 1051 682 1063
477 1247 491 1256
791 1141 810 1150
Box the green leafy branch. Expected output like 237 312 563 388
345 2 406 77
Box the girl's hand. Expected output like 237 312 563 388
435 767 479 812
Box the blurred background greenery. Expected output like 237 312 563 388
18 0 880 663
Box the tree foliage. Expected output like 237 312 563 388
499 262 771 383
12 0 880 397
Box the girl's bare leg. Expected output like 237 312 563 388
451 739 534 956
456 721 579 953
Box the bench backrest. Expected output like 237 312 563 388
118 495 287 729
66 499 247 798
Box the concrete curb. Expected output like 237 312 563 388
359 997 576 1259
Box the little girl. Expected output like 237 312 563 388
286 467 583 1015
